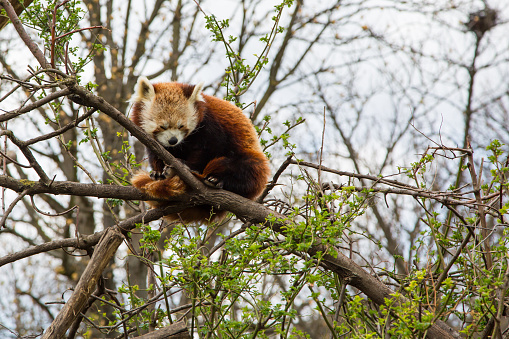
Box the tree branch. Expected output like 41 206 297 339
0 175 152 200
132 320 190 339
0 87 72 123
0 0 48 68
0 0 34 31
41 227 124 339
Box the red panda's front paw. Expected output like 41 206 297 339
150 167 176 180
204 175 224 189
150 171 166 180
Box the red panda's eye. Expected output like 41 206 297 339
178 124 184 129
160 125 167 130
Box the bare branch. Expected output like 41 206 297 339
0 87 72 123
0 188 28 228
132 321 190 339
0 175 156 201
24 107 97 146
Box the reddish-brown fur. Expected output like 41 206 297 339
130 79 270 224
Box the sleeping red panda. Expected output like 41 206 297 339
130 77 270 223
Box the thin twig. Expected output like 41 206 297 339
0 189 28 228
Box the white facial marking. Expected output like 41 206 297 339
156 129 186 147
141 120 158 134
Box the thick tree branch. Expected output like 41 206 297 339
1 131 51 183
132 320 190 339
0 175 152 200
41 227 124 339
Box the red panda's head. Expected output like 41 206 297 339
131 77 204 147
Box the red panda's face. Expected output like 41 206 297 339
131 77 204 147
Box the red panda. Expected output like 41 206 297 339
130 77 270 223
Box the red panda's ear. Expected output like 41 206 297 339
189 82 204 104
133 76 155 103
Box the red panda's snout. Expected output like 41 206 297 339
168 136 178 146
155 128 186 147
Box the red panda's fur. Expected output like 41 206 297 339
130 77 270 224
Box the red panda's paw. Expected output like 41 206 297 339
150 171 166 181
150 167 176 181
